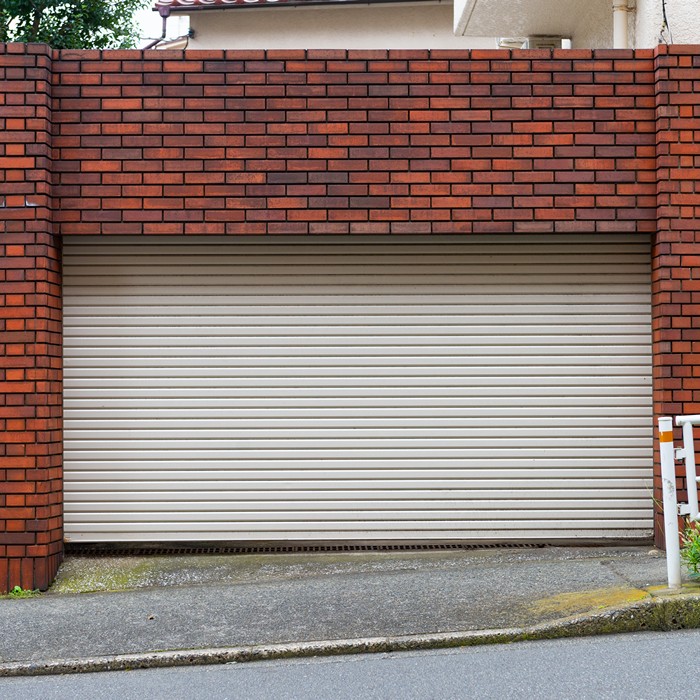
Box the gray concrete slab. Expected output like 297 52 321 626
0 546 693 675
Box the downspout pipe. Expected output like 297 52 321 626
144 5 171 50
612 0 629 49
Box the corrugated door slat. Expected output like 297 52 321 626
62 234 653 542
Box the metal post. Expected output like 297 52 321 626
659 417 682 589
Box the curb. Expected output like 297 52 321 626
2 593 700 677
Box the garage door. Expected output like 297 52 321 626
62 234 653 542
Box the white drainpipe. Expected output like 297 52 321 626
612 0 629 49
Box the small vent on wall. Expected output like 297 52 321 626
499 36 571 50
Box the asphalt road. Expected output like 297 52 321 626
1 629 694 700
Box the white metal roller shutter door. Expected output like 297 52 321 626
62 234 653 542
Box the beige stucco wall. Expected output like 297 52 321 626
567 0 612 49
635 0 700 48
454 0 614 48
188 2 497 50
179 0 699 52
454 0 700 50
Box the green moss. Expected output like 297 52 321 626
529 586 650 617
2 585 41 599
48 550 452 594
519 595 700 642
647 583 700 595
50 558 160 594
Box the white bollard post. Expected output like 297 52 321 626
659 417 682 589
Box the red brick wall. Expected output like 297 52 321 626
2 43 700 590
652 46 700 547
0 43 62 593
51 48 658 235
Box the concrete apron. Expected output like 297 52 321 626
1 546 699 677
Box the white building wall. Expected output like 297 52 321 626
453 0 699 50
188 2 497 50
172 0 700 54
635 0 700 48
453 0 614 48
568 0 612 49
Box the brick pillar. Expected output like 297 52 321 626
652 46 700 548
0 43 62 592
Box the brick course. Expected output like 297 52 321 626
1 43 699 590
50 47 659 236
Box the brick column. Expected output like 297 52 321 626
652 45 700 548
0 43 62 592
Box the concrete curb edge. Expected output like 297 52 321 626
3 593 700 678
